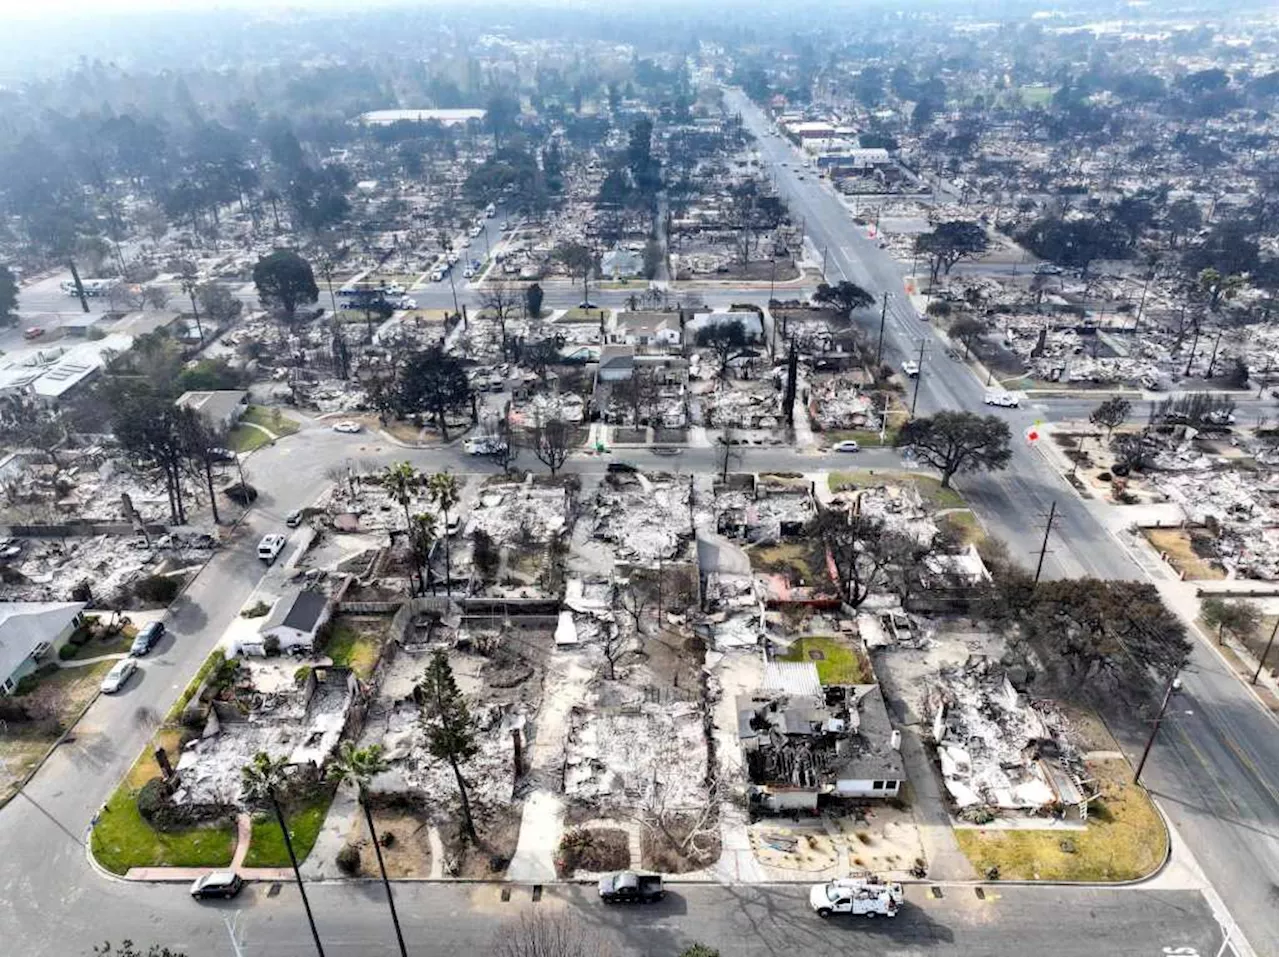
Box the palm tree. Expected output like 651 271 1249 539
327 744 407 957
408 513 438 595
382 462 417 531
427 471 461 594
241 752 326 957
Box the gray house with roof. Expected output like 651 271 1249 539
0 601 87 694
248 589 331 654
737 661 904 810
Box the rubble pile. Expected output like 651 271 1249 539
173 662 356 806
927 659 1083 813
592 477 691 561
0 532 215 603
470 483 570 544
831 484 939 543
563 704 707 808
809 379 877 430
1152 469 1280 580
705 387 782 429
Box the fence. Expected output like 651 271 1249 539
1 521 168 538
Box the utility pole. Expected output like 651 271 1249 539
875 292 889 366
769 254 777 303
1134 673 1182 784
1033 501 1057 585
909 338 926 419
1253 620 1278 684
1070 431 1087 477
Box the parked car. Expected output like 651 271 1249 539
431 270 445 282
257 533 287 564
832 440 861 453
598 871 665 904
983 390 1019 408
130 621 165 657
332 421 362 433
284 509 304 528
578 301 598 310
901 359 920 378
463 436 508 455
606 462 638 474
100 658 137 694
1033 263 1063 276
208 447 237 463
190 872 244 901
23 327 44 340
463 268 474 279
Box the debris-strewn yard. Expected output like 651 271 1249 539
953 759 1167 882
0 660 115 805
1143 527 1226 580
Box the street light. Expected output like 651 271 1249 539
1133 673 1183 785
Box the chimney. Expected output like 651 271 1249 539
890 729 902 751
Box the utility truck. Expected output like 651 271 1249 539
809 876 904 919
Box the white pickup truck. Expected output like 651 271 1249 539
810 877 904 919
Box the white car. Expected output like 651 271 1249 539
257 533 287 564
463 268 474 279
332 421 362 433
983 390 1019 408
431 270 445 282
101 658 137 694
832 440 861 453
901 360 920 378
463 436 508 455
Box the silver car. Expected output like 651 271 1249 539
101 658 137 694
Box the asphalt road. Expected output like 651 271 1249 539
14 877 1229 957
725 86 1278 957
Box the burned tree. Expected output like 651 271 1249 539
816 510 911 609
531 414 574 476
418 650 479 841
396 346 472 441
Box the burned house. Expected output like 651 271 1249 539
928 658 1088 817
737 662 904 812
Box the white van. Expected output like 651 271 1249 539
257 533 287 563
983 390 1019 408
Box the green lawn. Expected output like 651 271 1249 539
241 404 300 437
824 428 900 448
228 424 272 453
166 649 225 723
780 636 868 685
242 791 334 868
92 782 236 875
1019 85 1057 107
939 510 984 545
828 469 965 510
323 623 381 679
955 759 1166 882
560 306 609 322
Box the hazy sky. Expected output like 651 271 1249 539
0 0 377 19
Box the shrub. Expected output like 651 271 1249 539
58 644 78 660
241 600 271 619
680 946 721 957
926 300 952 317
294 665 313 686
263 635 281 657
13 674 38 696
336 842 361 875
380 831 396 848
136 777 170 824
134 575 181 605
67 626 92 646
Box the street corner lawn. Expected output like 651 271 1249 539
938 509 984 545
241 791 334 868
780 636 868 685
827 469 966 511
92 788 237 875
954 759 1168 882
228 424 273 453
92 729 237 875
241 404 301 437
